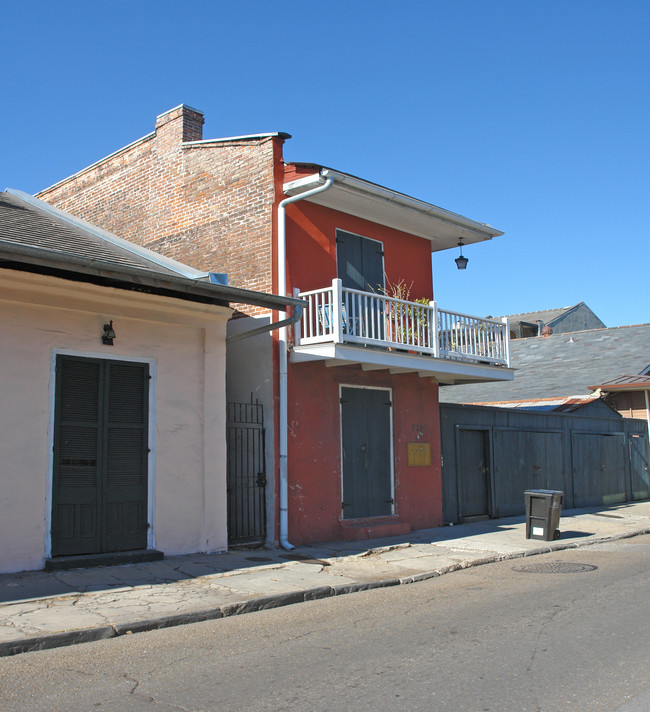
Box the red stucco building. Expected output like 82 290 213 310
38 105 514 549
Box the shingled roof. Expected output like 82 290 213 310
439 324 650 403
0 189 300 311
0 189 200 277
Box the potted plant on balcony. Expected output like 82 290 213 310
379 279 432 352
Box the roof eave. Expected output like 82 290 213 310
283 168 503 250
0 243 302 311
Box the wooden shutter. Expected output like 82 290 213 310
103 361 149 552
52 357 102 556
336 230 385 292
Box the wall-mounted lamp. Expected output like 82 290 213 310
454 240 469 270
102 320 116 346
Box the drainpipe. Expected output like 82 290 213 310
277 176 334 549
226 302 304 344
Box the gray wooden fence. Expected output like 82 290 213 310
440 403 649 524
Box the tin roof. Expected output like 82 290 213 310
590 374 650 391
468 395 604 412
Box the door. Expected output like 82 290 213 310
336 230 385 341
571 432 627 507
52 355 149 557
629 434 649 500
226 401 266 546
457 429 490 519
341 387 393 519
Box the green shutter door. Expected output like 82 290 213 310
341 387 393 519
52 356 149 557
336 231 385 341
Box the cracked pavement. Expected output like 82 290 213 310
1 500 649 657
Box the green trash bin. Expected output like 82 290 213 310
525 489 563 541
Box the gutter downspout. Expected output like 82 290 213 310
226 303 304 344
277 176 334 549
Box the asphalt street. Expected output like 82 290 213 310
1 535 648 712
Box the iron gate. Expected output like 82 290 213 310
226 401 266 546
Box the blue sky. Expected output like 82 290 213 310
2 1 648 327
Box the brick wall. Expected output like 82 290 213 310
37 105 283 315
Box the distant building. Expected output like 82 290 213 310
591 368 650 434
500 302 605 339
456 394 620 418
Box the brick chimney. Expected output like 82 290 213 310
154 104 205 143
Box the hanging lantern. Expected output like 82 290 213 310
455 239 468 270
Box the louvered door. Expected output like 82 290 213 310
340 387 393 519
52 356 149 557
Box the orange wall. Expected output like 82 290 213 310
287 361 442 544
285 201 433 300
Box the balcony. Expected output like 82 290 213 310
291 279 513 384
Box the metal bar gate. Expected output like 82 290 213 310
226 401 267 546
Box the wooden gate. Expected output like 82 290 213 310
457 429 490 520
493 430 564 517
571 432 628 507
226 401 266 546
441 403 649 523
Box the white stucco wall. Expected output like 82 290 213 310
0 269 230 573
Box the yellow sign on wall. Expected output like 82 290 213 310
407 442 431 466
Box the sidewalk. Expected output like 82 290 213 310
2 501 649 657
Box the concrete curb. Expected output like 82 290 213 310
0 626 116 658
1 526 648 658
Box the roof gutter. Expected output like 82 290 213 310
277 176 335 550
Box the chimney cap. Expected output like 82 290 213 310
156 104 205 121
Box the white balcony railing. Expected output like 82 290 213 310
294 279 511 367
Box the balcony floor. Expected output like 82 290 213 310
291 342 515 385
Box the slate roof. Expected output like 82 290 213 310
439 324 650 403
